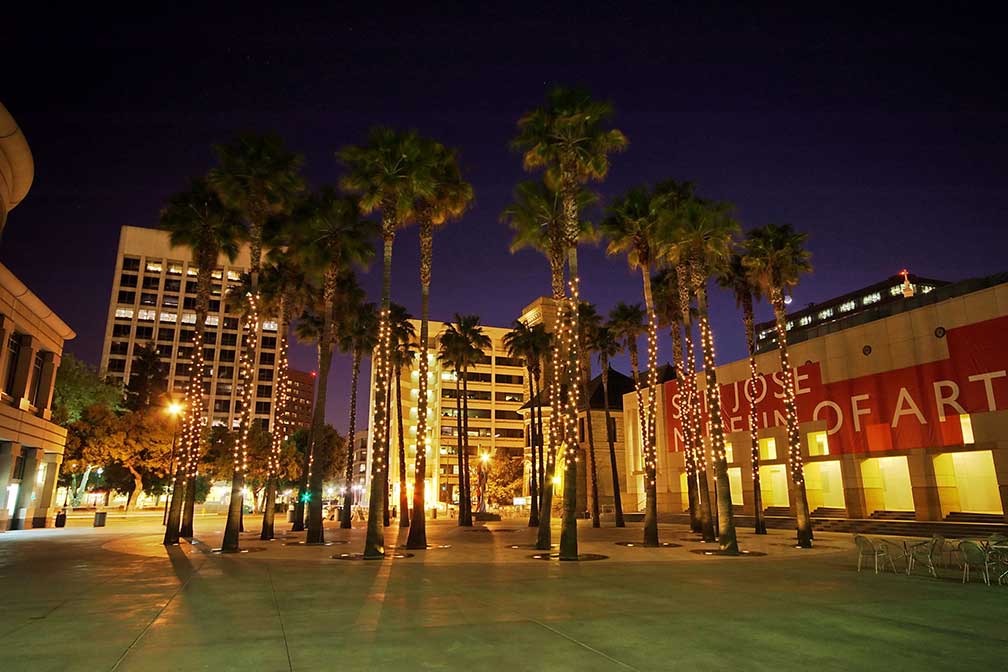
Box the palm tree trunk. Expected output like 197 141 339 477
670 319 701 532
307 286 336 545
175 256 213 542
677 263 715 542
340 351 361 529
601 362 625 527
407 222 433 547
641 267 660 546
383 372 392 527
558 246 580 561
261 309 289 541
742 293 767 535
293 343 322 532
364 227 395 559
773 289 813 547
693 271 738 553
581 355 600 528
526 366 540 527
454 374 464 524
396 367 410 527
534 365 545 510
536 252 566 551
461 370 474 526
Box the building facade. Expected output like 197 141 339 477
648 273 1008 523
366 319 527 512
99 225 281 430
285 368 316 431
0 103 75 530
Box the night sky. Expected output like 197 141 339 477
5 4 1005 435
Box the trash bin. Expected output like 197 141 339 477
93 511 107 527
288 509 296 523
55 511 67 528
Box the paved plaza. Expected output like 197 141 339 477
0 515 1004 671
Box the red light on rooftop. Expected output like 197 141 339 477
311 371 317 377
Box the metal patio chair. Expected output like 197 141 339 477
906 535 944 578
958 540 993 586
854 535 896 574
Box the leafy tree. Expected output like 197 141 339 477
124 343 168 411
52 353 122 426
482 453 524 507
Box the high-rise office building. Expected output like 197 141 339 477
285 368 316 431
99 225 281 430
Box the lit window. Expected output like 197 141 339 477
808 431 829 456
206 316 220 326
159 312 177 323
862 292 881 305
262 320 278 332
724 442 734 463
168 263 184 275
187 267 198 276
818 308 833 320
921 285 934 294
137 309 156 321
785 321 793 331
181 313 196 324
889 285 903 296
759 437 777 461
960 414 975 444
211 270 223 280
839 300 856 312
145 261 163 273
799 316 812 326
115 308 134 319
227 270 241 281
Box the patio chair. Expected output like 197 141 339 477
958 540 993 586
876 539 907 573
854 535 896 574
906 535 944 578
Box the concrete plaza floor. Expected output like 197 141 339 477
0 515 1004 671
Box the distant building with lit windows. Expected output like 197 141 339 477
285 368 315 431
634 272 1008 526
366 319 527 511
99 225 281 430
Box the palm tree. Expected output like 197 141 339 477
652 266 702 533
160 179 243 545
502 320 541 527
407 139 473 549
292 306 324 531
437 329 466 525
501 179 592 551
257 254 308 540
591 325 625 527
601 185 673 545
337 301 378 529
527 323 551 514
386 303 417 529
665 197 740 553
513 87 627 560
340 127 433 559
210 134 304 551
577 302 603 528
294 189 375 545
717 253 768 535
744 223 814 548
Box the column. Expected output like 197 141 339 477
989 444 1008 523
10 334 38 410
34 351 61 421
31 452 62 528
0 442 16 531
838 453 868 518
0 315 12 381
9 447 38 530
907 451 942 522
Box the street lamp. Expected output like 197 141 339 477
163 400 185 525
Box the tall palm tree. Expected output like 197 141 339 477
744 223 814 548
652 266 702 533
437 329 467 525
340 127 434 559
386 304 417 529
717 253 768 535
210 134 304 551
665 197 740 553
591 325 625 527
337 301 378 529
501 179 592 551
502 320 541 527
257 254 308 540
527 323 551 514
295 189 375 545
407 139 473 549
160 179 243 545
577 302 603 528
292 305 324 531
513 86 627 561
601 184 677 546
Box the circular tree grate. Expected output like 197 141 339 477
615 541 681 548
509 543 558 550
529 553 609 561
689 549 767 557
331 552 414 561
210 547 267 554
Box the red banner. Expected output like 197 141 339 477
664 315 1008 455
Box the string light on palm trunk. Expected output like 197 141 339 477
371 307 392 482
267 326 290 477
699 314 727 464
234 293 261 475
181 317 207 482
775 295 804 487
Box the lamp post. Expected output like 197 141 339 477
163 401 184 525
477 451 490 514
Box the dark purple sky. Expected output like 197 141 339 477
5 4 1006 435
